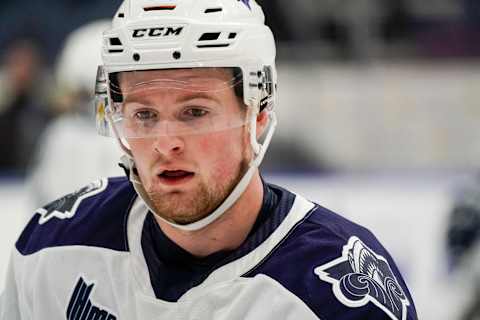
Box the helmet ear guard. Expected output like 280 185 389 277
258 65 275 111
94 65 111 137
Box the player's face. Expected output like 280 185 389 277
119 68 251 225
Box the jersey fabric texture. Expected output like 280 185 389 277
0 177 418 320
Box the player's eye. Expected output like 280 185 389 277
182 107 209 119
133 109 158 121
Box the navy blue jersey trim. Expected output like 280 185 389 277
242 204 319 277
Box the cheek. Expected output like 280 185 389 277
127 139 153 176
128 140 149 162
196 131 245 178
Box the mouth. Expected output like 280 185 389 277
157 170 195 186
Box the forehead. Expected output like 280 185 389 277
118 68 234 89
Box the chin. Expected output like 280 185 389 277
152 189 221 223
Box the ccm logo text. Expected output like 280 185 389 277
132 27 184 38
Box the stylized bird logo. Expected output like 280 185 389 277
348 239 387 290
314 236 411 320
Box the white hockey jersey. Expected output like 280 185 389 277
0 177 418 319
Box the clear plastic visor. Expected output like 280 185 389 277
97 68 250 138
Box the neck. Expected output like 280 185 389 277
154 172 264 257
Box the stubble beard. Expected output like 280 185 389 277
147 157 249 225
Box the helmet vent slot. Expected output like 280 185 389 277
197 44 230 48
108 37 124 53
199 33 221 41
144 5 176 11
204 8 223 13
109 38 122 46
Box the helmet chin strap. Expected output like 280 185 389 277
121 111 277 232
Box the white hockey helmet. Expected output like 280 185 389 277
95 0 277 231
57 20 110 95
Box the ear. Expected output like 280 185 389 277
256 110 269 139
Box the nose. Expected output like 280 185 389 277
153 135 184 156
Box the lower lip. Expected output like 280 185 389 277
156 173 194 186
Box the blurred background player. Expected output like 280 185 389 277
26 20 123 209
446 179 480 320
0 38 52 174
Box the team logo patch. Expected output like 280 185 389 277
36 179 107 225
314 236 410 320
238 0 251 10
67 277 117 320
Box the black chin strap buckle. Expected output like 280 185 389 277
118 162 130 177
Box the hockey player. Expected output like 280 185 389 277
27 20 123 210
0 1 418 319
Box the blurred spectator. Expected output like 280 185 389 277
27 20 123 208
464 0 480 25
2 0 480 62
380 0 414 43
260 0 349 46
0 38 52 174
0 0 122 65
257 0 413 59
256 0 295 41
446 179 480 320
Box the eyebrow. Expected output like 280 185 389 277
177 91 222 104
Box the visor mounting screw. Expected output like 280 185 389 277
133 53 140 61
173 51 181 60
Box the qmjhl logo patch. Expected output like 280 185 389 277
314 236 410 320
66 277 117 320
